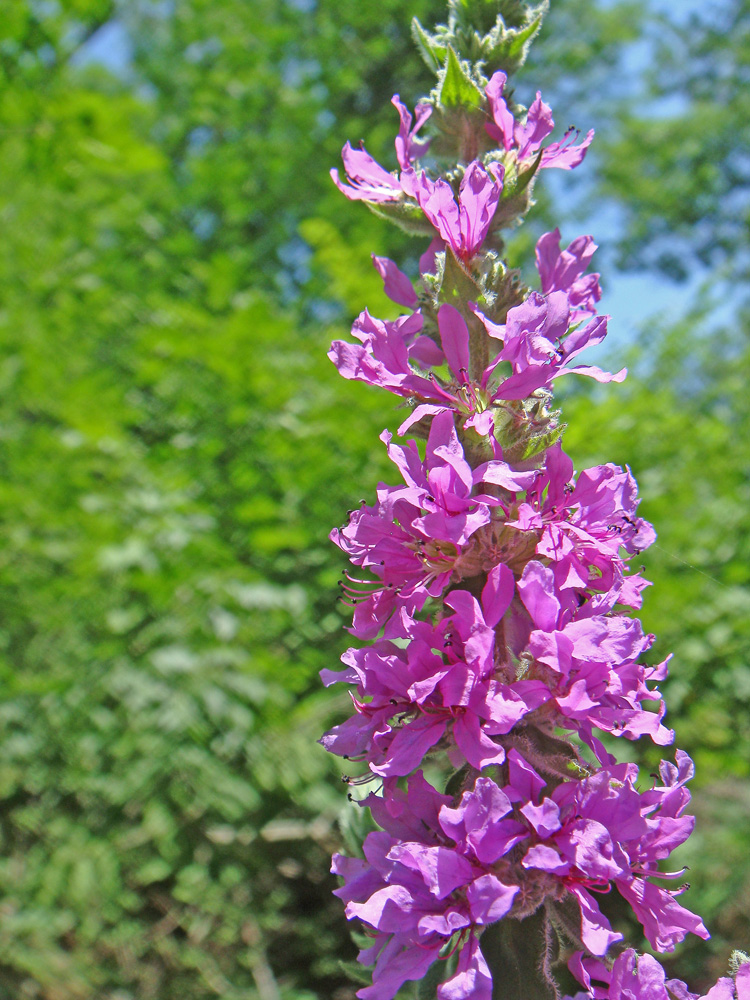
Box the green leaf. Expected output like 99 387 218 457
366 199 436 237
438 46 484 110
513 147 544 194
338 959 373 986
439 248 483 311
411 17 447 73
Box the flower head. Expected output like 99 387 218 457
485 71 594 171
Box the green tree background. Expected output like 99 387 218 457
0 1 747 997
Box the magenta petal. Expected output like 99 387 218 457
506 747 546 801
438 777 518 864
466 874 518 925
568 950 611 993
332 142 403 202
568 884 622 956
609 951 671 1000
398 403 446 436
457 161 502 255
517 560 560 631
392 94 431 171
346 884 416 932
700 980 735 1000
520 798 562 838
357 939 441 1000
386 844 476 899
522 844 569 875
481 562 515 627
474 459 538 492
331 854 385 904
409 335 445 368
438 303 470 377
516 91 554 158
464 410 494 436
371 715 448 777
735 965 750 1000
453 712 505 769
438 934 493 1000
617 879 709 952
563 363 627 384
535 228 562 290
418 908 471 937
540 128 595 170
485 71 515 150
372 254 418 308
418 174 461 252
420 236 444 275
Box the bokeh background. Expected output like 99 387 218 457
1 0 749 997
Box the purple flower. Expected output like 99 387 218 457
416 161 504 260
330 297 558 446
568 949 750 1000
535 228 602 319
510 751 708 955
485 70 594 171
525 613 673 746
475 291 626 400
332 773 520 1000
320 567 549 775
331 411 522 637
328 306 446 402
511 443 656 616
331 95 431 203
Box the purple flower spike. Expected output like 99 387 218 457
325 21 707 1000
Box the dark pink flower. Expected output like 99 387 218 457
331 95 431 203
568 948 750 1000
320 568 549 775
416 161 504 260
509 751 708 955
331 412 521 637
535 228 602 319
485 70 594 171
475 292 626 401
332 773 520 1000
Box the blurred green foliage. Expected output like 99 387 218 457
0 0 748 997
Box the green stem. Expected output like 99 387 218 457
480 908 561 1000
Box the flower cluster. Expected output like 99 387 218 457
566 949 750 1000
321 6 741 999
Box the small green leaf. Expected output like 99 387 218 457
338 959 373 986
519 423 564 462
438 46 484 110
411 18 447 73
367 199 436 237
440 248 483 310
505 10 545 60
514 148 544 194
